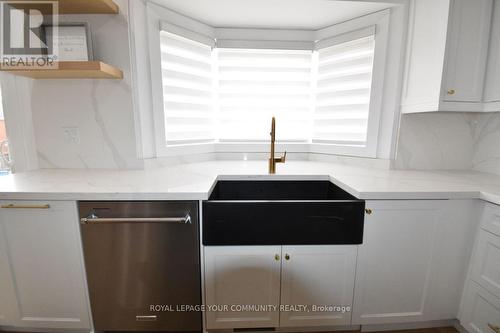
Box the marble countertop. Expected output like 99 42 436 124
1 160 500 205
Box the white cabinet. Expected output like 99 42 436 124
460 202 500 332
353 200 478 325
470 230 500 299
460 282 500 333
204 246 282 329
442 0 492 103
0 201 91 330
481 202 500 237
484 0 500 106
401 0 493 113
204 245 357 329
0 222 17 327
279 245 357 327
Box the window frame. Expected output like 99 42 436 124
146 3 391 158
311 12 390 158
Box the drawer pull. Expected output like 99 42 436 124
285 254 290 261
136 315 157 321
274 254 280 261
1 204 50 209
365 208 372 215
80 214 191 225
488 324 500 333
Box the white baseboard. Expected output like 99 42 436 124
0 326 91 333
453 321 469 333
207 325 360 333
360 319 458 332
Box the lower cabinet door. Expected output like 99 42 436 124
471 230 500 298
0 201 91 330
204 246 282 329
279 245 357 327
352 200 478 325
460 281 500 333
0 222 18 326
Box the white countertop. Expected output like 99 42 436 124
1 160 500 205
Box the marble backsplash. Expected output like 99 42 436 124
30 0 143 170
394 112 500 175
472 112 500 175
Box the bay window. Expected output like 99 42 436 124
216 48 313 142
314 31 375 145
148 5 390 158
160 31 215 144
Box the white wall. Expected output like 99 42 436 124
394 112 500 176
29 0 142 169
393 113 475 170
471 113 500 175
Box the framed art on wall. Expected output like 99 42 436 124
43 23 94 61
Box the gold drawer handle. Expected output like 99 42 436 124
1 204 50 209
447 89 456 95
365 208 372 215
488 324 500 333
285 254 290 261
274 254 280 261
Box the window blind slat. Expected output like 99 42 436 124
160 31 214 144
217 48 313 141
159 31 377 148
313 35 375 145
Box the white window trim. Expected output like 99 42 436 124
312 11 390 158
144 2 391 158
0 74 39 172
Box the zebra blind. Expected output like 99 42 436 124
160 31 214 144
314 35 375 145
216 48 313 141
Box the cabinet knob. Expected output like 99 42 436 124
274 254 280 261
365 208 372 215
488 324 500 333
285 254 290 261
447 89 456 95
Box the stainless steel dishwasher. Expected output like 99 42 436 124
79 201 201 332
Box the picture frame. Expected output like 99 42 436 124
42 23 94 61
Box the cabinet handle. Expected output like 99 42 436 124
274 254 280 261
447 89 456 95
80 214 191 225
1 204 50 209
365 208 372 215
488 324 500 333
285 254 290 261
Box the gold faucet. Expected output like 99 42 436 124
269 117 286 174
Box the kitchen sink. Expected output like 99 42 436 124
202 180 365 246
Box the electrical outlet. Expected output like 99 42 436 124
62 127 80 144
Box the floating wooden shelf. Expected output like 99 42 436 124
0 61 123 79
11 0 119 14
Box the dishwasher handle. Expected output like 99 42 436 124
80 213 191 225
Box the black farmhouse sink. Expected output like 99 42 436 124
202 180 365 246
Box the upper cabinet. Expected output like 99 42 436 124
484 1 500 108
401 0 495 113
